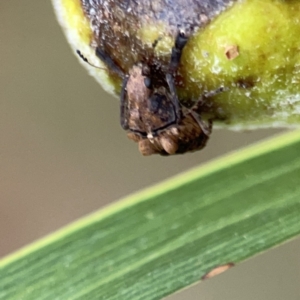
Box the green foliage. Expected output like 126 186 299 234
1 130 300 299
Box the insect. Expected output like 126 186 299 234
78 32 215 155
71 0 234 155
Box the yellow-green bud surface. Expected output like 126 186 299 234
52 0 300 129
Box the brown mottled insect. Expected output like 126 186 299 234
78 32 215 155
76 0 233 155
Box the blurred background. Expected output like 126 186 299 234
1 2 299 299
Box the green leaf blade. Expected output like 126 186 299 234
1 131 300 300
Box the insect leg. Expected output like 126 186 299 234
166 32 189 121
95 47 125 79
169 32 189 74
120 76 129 130
95 48 129 131
189 86 227 135
189 111 213 136
204 87 226 99
193 87 226 112
166 74 181 121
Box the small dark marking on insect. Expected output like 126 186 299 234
77 32 219 155
202 263 235 280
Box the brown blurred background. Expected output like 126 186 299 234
0 2 299 299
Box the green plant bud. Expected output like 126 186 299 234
180 0 300 129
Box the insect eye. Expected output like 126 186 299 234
144 77 152 89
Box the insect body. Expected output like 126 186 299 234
80 32 213 155
122 65 178 138
75 0 234 155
